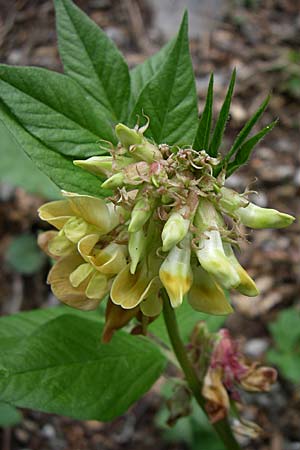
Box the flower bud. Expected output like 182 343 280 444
128 198 153 232
161 212 190 252
159 235 193 307
220 187 295 228
130 142 162 163
115 123 143 149
223 244 259 297
101 173 124 189
236 202 295 229
194 201 240 289
74 155 133 177
74 156 114 177
128 229 147 274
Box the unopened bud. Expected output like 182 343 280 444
223 244 258 296
128 198 153 232
74 156 114 177
115 123 143 149
129 229 147 274
159 235 193 307
162 212 190 252
130 142 162 163
236 202 295 229
101 172 124 189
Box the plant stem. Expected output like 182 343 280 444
162 290 241 450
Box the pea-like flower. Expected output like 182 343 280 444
38 123 294 339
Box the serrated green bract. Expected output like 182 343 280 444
54 0 130 123
0 108 110 197
0 65 115 158
226 119 277 177
130 12 198 146
0 315 166 421
224 95 270 165
193 73 214 151
208 69 236 157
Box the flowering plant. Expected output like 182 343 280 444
0 1 294 448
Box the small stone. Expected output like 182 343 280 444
41 424 56 439
14 428 30 443
244 338 269 358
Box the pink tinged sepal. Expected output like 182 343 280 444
110 262 161 309
188 266 233 315
159 236 193 308
223 244 259 297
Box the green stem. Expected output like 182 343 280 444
162 290 241 450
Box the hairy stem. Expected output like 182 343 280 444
162 289 241 450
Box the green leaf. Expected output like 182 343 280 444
130 39 175 104
54 0 130 122
6 234 46 275
0 108 111 197
0 306 103 352
267 350 300 384
208 69 236 157
0 315 166 421
0 402 22 427
149 301 225 347
130 12 198 145
224 95 270 164
226 119 277 177
0 65 115 158
268 308 300 353
193 74 214 151
0 120 60 199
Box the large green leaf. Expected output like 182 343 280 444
54 0 130 122
0 65 115 158
0 315 166 421
0 306 102 352
149 301 225 347
130 12 198 145
0 120 60 199
0 108 110 197
0 402 22 427
130 39 175 104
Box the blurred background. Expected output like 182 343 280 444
0 0 300 449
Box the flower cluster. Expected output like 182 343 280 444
38 123 294 339
189 324 277 435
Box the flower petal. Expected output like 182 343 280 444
38 200 74 229
111 263 159 309
223 244 258 297
47 254 99 310
140 293 163 317
188 266 233 315
85 271 110 300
